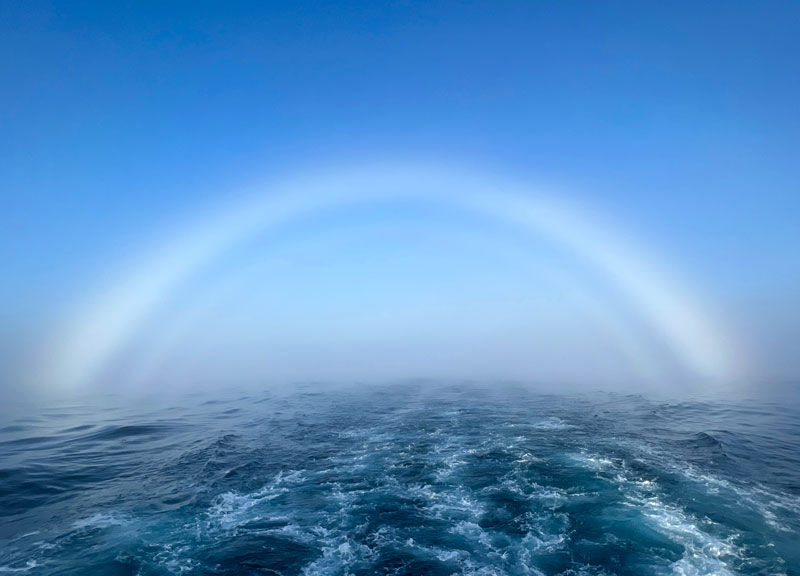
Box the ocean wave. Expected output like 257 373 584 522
1 385 798 575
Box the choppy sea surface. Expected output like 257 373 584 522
1 383 799 576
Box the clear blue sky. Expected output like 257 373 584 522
2 1 799 390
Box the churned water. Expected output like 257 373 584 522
1 383 798 575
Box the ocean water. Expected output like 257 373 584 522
1 383 798 575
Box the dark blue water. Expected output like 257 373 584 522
1 383 798 575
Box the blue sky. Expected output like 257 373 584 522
2 2 799 392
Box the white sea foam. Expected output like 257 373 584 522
0 561 39 574
205 469 309 531
624 438 800 535
570 452 615 470
531 417 574 431
571 450 744 576
72 512 131 530
300 536 373 576
637 498 739 576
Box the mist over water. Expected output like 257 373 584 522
1 383 798 576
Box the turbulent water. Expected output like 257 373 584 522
1 383 799 576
